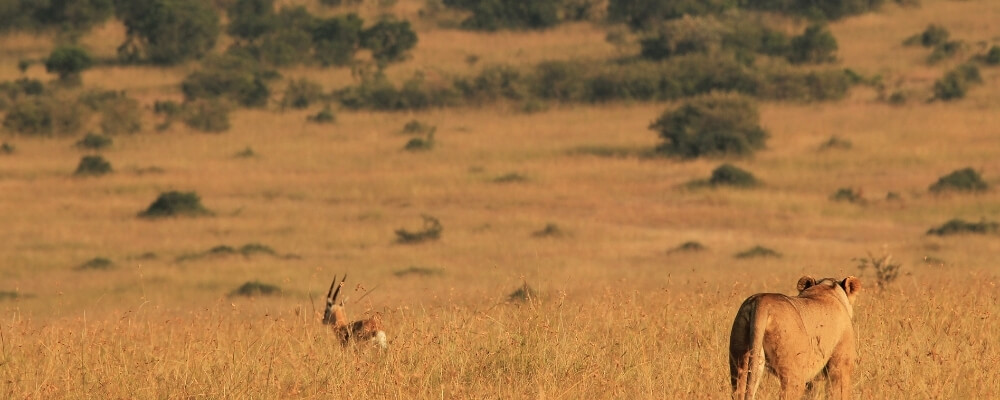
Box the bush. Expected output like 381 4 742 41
854 251 901 290
986 46 1000 65
734 245 781 259
312 13 364 66
402 120 435 135
395 215 443 244
77 257 114 270
667 241 706 254
230 281 282 297
818 135 852 151
531 223 565 238
138 191 212 218
742 0 887 20
507 281 538 302
181 54 278 108
114 0 221 65
788 24 837 64
651 92 768 158
182 100 231 133
708 164 759 187
361 18 419 65
904 24 950 47
394 266 444 277
830 187 864 203
607 0 735 30
927 219 999 236
44 45 93 84
927 40 962 64
404 132 435 151
0 78 45 109
1 142 14 154
74 155 112 176
85 93 143 134
447 0 561 30
639 15 725 61
0 0 114 34
281 78 324 109
933 63 982 101
929 168 988 193
307 105 336 123
2 96 85 136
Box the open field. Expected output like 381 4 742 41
1 0 999 397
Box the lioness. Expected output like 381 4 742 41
729 276 861 400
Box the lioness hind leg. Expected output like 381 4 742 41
825 357 853 400
778 379 805 400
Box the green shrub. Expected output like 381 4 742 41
447 0 562 30
638 16 725 60
607 0 735 30
404 132 435 151
933 63 982 101
281 78 324 109
44 45 93 84
402 120 435 134
234 147 257 158
230 281 282 297
742 0 888 20
2 96 85 136
0 0 114 34
139 191 212 218
77 257 114 270
74 155 112 176
181 54 277 108
927 219 999 236
337 73 459 110
788 24 838 64
0 78 45 109
929 168 988 193
735 245 781 259
312 13 364 66
307 105 336 123
1 142 14 154
395 215 443 244
361 18 418 65
651 92 767 158
986 46 1000 65
830 187 864 203
708 164 759 187
182 100 231 133
114 0 221 65
667 241 706 254
927 40 962 64
904 24 949 47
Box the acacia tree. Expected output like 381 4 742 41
114 0 221 65
44 45 93 85
361 18 418 66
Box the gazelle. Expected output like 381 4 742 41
323 275 387 348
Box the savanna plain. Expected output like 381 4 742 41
1 0 999 398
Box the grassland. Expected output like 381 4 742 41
1 0 1000 398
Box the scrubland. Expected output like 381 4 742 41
1 0 999 398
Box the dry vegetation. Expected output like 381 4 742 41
2 0 1000 398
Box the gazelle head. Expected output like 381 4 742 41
322 274 387 348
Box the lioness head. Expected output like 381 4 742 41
796 275 862 304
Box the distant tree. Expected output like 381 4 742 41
114 0 221 65
227 0 277 42
607 0 736 30
44 45 93 85
361 18 419 65
0 0 113 34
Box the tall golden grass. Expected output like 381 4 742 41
1 0 999 397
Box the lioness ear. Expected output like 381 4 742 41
797 276 815 292
842 276 861 296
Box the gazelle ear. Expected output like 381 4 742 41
842 276 861 297
797 276 816 292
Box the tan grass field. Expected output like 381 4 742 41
1 0 999 398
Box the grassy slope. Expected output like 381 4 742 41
1 0 999 397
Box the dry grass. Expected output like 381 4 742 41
1 0 1000 397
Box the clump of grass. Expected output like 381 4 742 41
177 243 283 262
818 135 852 151
74 155 112 176
689 164 759 188
229 281 282 297
508 282 538 302
830 187 864 203
234 147 256 158
532 223 565 238
929 168 988 193
668 241 706 254
927 218 999 236
493 172 528 183
569 145 635 158
402 119 435 135
886 192 902 201
1 142 15 154
138 191 212 218
77 257 114 270
395 215 443 244
75 132 112 150
735 245 781 259
394 266 444 277
854 251 902 290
